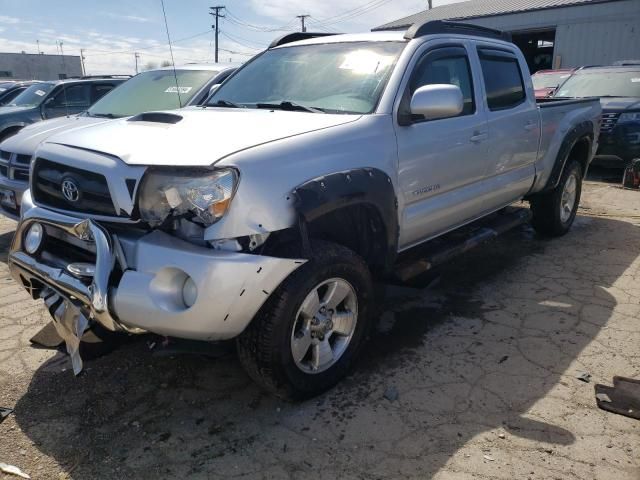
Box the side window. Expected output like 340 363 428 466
478 50 526 110
410 48 475 117
0 87 26 105
50 84 90 108
91 83 115 103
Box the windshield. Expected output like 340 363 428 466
207 41 405 114
0 82 15 93
532 72 571 89
555 70 640 98
88 69 220 118
8 83 54 107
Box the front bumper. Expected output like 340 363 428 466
594 122 640 168
9 194 305 341
0 172 28 220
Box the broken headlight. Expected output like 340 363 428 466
138 168 238 227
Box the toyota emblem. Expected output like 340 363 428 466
61 178 80 203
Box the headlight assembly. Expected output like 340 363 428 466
618 112 640 123
138 168 238 227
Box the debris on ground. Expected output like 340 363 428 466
595 376 640 420
483 455 495 461
0 463 30 479
0 407 13 424
498 433 505 439
577 372 592 383
383 386 399 402
498 355 509 364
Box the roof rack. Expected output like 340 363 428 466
66 75 132 80
269 32 340 48
404 20 511 42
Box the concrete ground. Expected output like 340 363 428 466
0 178 639 480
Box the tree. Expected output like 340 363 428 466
143 61 157 71
160 60 173 67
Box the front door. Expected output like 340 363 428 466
395 42 490 250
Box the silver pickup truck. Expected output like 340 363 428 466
8 21 601 399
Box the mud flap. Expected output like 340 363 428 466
43 291 89 375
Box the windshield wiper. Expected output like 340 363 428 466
255 101 325 113
89 112 116 118
210 99 244 108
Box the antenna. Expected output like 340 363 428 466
160 0 182 107
59 41 71 118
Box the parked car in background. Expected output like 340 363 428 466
531 69 574 98
0 64 239 218
7 22 600 398
554 65 640 168
0 76 129 143
0 80 43 107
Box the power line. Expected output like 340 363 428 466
308 0 393 28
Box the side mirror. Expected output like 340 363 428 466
410 84 463 120
209 84 221 96
41 97 55 118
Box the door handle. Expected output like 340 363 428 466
470 132 488 143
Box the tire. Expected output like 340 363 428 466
530 160 583 237
237 240 374 400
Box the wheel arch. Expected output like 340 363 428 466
291 168 399 276
538 121 594 194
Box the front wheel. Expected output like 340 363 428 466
530 160 583 237
237 240 374 400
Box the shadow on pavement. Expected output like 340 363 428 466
10 214 639 479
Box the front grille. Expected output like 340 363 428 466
600 112 620 132
13 167 29 182
0 151 32 181
32 158 117 216
15 153 31 165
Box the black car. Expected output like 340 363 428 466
554 65 640 168
0 76 128 142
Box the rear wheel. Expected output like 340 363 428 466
531 160 583 237
237 240 373 400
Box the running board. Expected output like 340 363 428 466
393 206 532 282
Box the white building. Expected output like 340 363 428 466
374 0 640 72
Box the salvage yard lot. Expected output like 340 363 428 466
0 179 639 480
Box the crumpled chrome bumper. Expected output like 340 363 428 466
9 192 306 351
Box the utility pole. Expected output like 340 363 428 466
134 52 140 74
428 0 433 9
209 6 225 63
36 39 42 54
80 48 86 76
297 14 310 32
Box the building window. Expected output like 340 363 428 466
58 73 68 79
0 71 12 77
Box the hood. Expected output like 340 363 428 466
0 105 34 116
44 108 361 166
599 97 640 112
0 115 106 154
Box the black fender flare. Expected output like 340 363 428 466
292 168 399 272
542 120 594 192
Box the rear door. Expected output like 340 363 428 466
475 45 538 204
395 40 491 249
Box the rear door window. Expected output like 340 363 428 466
50 84 91 108
478 49 526 110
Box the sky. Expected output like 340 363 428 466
0 0 465 75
